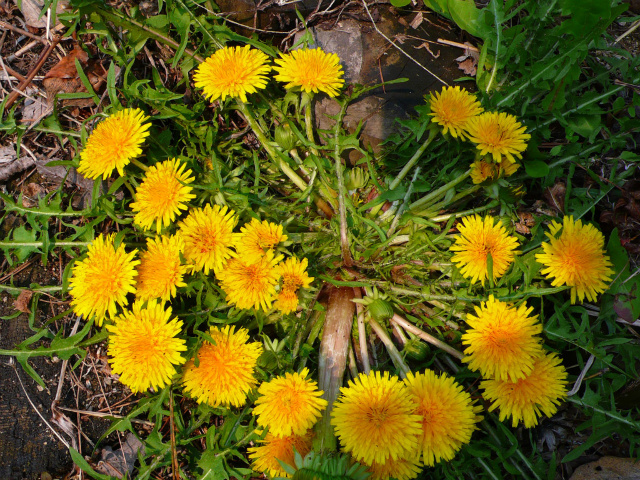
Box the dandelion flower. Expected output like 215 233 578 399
194 45 270 103
179 204 237 274
234 218 287 264
131 158 196 233
107 300 186 393
218 251 282 311
404 370 481 466
274 48 344 97
276 257 313 291
275 289 300 314
463 296 543 382
482 352 568 428
450 215 519 285
78 108 150 179
253 368 327 437
466 111 531 164
182 325 262 407
470 159 499 184
429 86 483 138
248 430 313 478
331 371 422 465
366 456 423 480
69 234 139 326
136 235 188 302
535 216 614 303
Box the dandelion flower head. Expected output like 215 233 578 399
69 234 139 326
482 352 568 428
194 45 270 103
248 430 313 478
136 235 188 302
274 48 345 97
331 371 422 465
275 289 300 315
429 86 483 139
179 204 237 275
535 216 614 303
107 300 186 393
274 256 314 314
182 325 262 407
450 215 519 285
466 111 531 164
78 108 150 179
404 370 481 466
463 296 543 382
130 158 195 233
234 218 287 264
253 368 327 437
218 250 282 311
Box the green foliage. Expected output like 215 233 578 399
276 451 370 480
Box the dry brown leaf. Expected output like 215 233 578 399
410 12 424 29
458 58 477 76
515 211 535 235
14 290 33 313
543 182 566 214
414 42 440 58
43 45 107 106
12 0 68 28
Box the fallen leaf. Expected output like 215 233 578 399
95 433 145 479
458 57 476 76
14 290 33 313
410 12 423 29
12 0 68 28
43 45 107 107
414 42 440 58
543 182 566 214
515 211 535 235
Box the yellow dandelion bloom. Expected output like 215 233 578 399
466 111 531 164
366 456 423 480
273 48 345 97
482 352 568 428
535 216 614 304
429 86 483 139
404 370 481 467
234 218 287 264
136 235 188 302
462 296 543 382
501 160 520 178
77 108 150 180
107 300 186 393
450 215 519 286
248 430 313 478
69 234 139 326
331 371 422 465
218 251 282 311
275 289 300 315
179 204 237 275
276 257 313 290
130 158 195 233
470 159 499 184
253 368 327 437
182 325 262 407
194 45 270 103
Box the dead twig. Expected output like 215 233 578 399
0 20 48 43
3 36 61 112
58 406 156 427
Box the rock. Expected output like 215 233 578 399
306 9 471 154
569 457 640 480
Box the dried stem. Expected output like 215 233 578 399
352 288 371 374
391 313 464 360
333 101 353 266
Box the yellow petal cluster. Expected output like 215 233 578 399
274 48 345 97
130 158 195 233
535 216 614 303
136 235 187 302
429 86 483 138
248 430 314 478
182 325 262 407
450 215 519 285
107 300 186 393
69 234 139 326
253 368 327 437
466 111 530 164
78 108 150 179
463 296 543 382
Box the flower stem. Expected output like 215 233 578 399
130 158 148 172
1 285 63 294
391 313 464 360
390 127 438 192
333 101 353 266
409 169 471 213
368 316 411 378
0 241 91 248
428 199 499 223
303 92 320 157
353 288 371 374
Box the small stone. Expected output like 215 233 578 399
569 457 640 480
